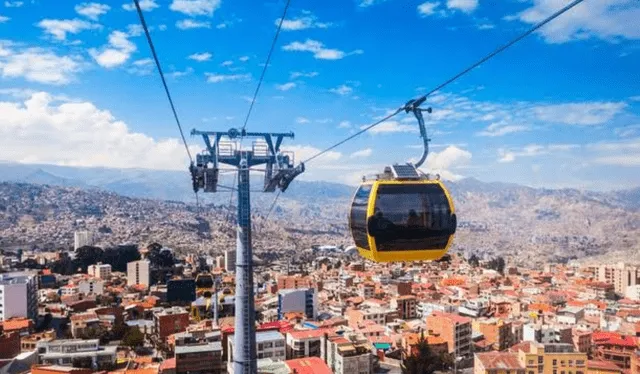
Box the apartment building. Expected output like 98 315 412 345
127 260 150 288
87 263 111 280
512 342 587 374
36 339 117 368
426 311 473 359
325 332 373 374
227 330 286 373
473 319 514 351
277 288 317 320
175 342 224 374
391 295 417 320
0 271 38 321
286 329 326 359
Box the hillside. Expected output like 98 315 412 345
1 162 639 267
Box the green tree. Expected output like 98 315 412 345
468 254 480 267
401 334 441 374
122 327 145 348
75 246 104 272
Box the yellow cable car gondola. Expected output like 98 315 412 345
348 98 457 263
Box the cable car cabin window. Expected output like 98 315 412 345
369 183 453 251
351 184 372 250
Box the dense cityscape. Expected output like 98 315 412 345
0 225 639 374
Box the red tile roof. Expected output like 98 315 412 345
285 357 332 374
476 352 524 370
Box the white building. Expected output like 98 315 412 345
224 250 236 272
74 231 94 250
625 284 640 301
78 279 104 295
36 339 117 367
326 332 373 374
127 260 150 288
277 288 317 320
227 330 286 373
87 263 112 279
0 272 38 321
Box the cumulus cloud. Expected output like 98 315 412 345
275 82 296 91
122 0 158 11
283 39 363 60
0 42 82 85
188 52 212 61
497 143 578 163
363 121 418 134
4 1 23 7
0 15 9 23
176 19 211 29
205 73 250 83
277 12 333 31
512 0 640 43
295 117 310 124
446 0 478 13
350 148 372 158
338 121 352 129
75 3 110 21
0 92 198 169
283 144 341 163
417 2 440 16
170 0 220 17
532 102 626 125
37 19 100 41
329 84 353 96
89 30 137 68
127 58 153 75
358 0 387 7
421 145 472 181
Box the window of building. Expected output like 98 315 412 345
576 360 585 366
553 360 557 366
529 371 534 374
568 360 573 366
529 360 534 365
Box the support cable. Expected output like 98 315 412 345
301 0 586 165
133 0 201 214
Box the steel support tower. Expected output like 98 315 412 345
190 128 304 374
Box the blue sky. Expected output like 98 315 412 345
0 0 639 190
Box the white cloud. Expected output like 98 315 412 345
497 143 578 163
176 19 211 29
127 58 153 75
37 19 100 41
277 13 333 31
4 1 23 7
188 52 212 61
446 0 478 13
169 67 193 78
338 121 351 128
122 0 158 12
513 0 640 44
283 144 341 163
329 84 353 96
220 60 233 67
363 121 418 134
0 15 8 23
358 0 387 7
477 23 495 30
417 2 440 16
282 39 362 60
477 122 529 137
276 82 296 91
533 102 626 125
238 56 249 62
615 124 640 138
75 3 110 21
629 95 640 102
205 73 250 83
170 0 220 17
0 42 82 85
422 145 472 181
0 92 198 169
350 148 372 158
89 30 137 68
290 71 318 79
295 117 310 124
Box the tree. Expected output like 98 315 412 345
122 327 144 348
401 334 441 374
102 245 140 272
75 246 104 272
468 254 480 267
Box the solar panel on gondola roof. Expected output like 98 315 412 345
391 164 420 179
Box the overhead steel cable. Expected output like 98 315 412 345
132 0 201 216
301 0 587 165
228 0 292 213
133 0 193 163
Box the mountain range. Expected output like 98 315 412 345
1 161 639 266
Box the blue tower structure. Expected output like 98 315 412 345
190 128 304 373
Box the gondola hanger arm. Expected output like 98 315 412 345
403 98 432 168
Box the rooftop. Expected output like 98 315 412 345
476 352 524 370
174 342 222 354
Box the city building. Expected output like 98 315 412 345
391 295 417 320
277 288 317 320
474 352 525 374
154 307 190 340
597 263 640 295
473 319 514 351
426 311 473 359
87 263 111 280
511 342 587 374
277 275 313 291
167 278 197 304
78 279 104 296
227 330 286 373
127 260 150 289
523 324 573 344
325 332 373 374
286 329 326 359
0 271 38 321
73 231 94 250
224 250 236 273
36 339 117 368
175 342 224 374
